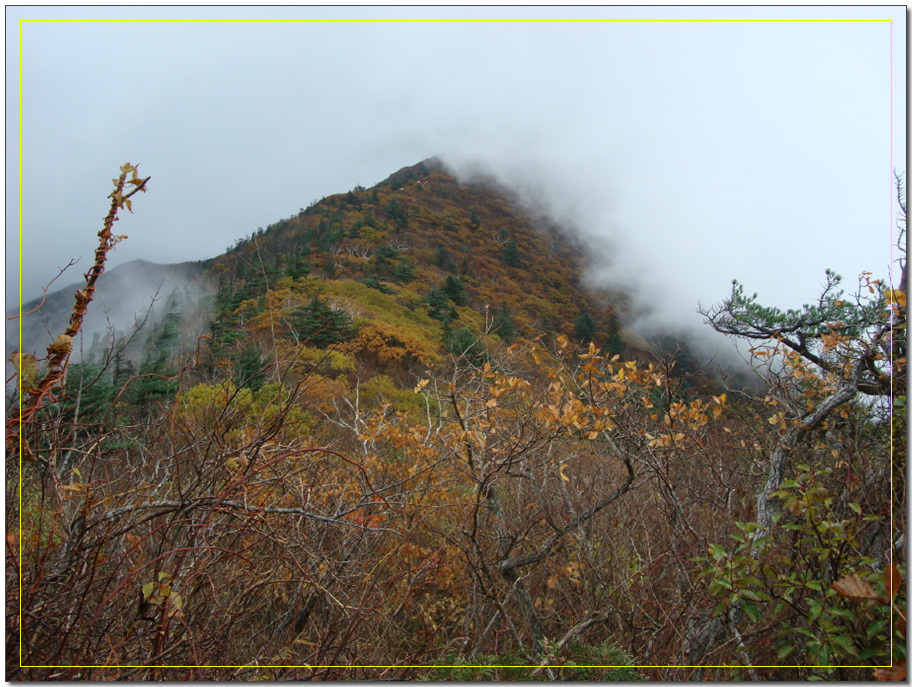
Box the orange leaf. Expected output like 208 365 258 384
873 659 906 681
831 574 879 601
886 563 902 601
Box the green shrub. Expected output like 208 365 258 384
420 640 641 681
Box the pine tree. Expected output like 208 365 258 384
393 256 416 283
232 344 272 391
289 297 357 347
425 288 458 323
574 311 596 343
492 303 515 342
433 246 454 271
442 275 468 306
502 239 522 267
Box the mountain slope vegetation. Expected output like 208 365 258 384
7 161 904 680
202 158 626 379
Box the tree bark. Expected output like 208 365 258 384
755 326 887 531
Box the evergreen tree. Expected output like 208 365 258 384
112 347 136 390
360 276 394 294
442 275 468 306
289 297 357 347
604 313 624 356
65 361 115 423
288 255 312 279
372 245 398 267
393 256 416 283
425 288 458 323
124 302 185 411
232 344 272 391
574 311 597 344
432 246 454 271
502 239 522 267
492 303 515 342
385 197 408 229
345 190 361 208
444 327 488 367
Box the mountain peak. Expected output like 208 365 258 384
14 158 631 378
375 157 448 190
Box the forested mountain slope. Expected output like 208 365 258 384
9 259 210 367
7 161 903 681
12 158 632 395
200 157 627 381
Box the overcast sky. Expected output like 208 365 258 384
6 5 906 351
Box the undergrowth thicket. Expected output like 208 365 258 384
6 163 905 680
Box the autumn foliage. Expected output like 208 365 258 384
6 162 904 680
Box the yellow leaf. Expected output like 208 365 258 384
48 334 73 356
10 351 39 392
559 464 571 483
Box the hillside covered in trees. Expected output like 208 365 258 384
7 162 906 680
201 158 628 378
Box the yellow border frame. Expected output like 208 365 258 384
14 13 902 675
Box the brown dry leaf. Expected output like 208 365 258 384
48 334 73 356
831 573 879 600
873 659 906 681
885 563 902 601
